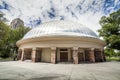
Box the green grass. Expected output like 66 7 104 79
106 57 120 61
0 57 13 62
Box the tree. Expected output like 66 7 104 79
0 12 8 41
9 26 30 57
99 9 120 58
0 12 31 58
104 48 115 58
0 12 11 58
0 11 7 22
0 22 11 58
0 25 30 58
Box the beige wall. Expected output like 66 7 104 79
78 48 85 53
68 48 71 61
41 48 51 62
17 37 105 49
19 41 104 49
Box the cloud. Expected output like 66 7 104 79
0 0 120 34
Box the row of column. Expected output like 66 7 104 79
18 48 37 62
50 47 105 64
73 47 105 64
18 47 56 63
18 47 105 64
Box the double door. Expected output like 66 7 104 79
60 49 68 62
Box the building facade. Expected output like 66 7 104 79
16 21 106 64
10 18 24 29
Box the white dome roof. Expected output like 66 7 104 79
23 20 98 39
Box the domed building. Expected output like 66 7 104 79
16 20 106 64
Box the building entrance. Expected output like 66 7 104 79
60 49 68 62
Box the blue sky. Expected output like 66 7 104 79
0 0 120 33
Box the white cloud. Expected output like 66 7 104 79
0 0 118 34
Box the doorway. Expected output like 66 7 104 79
60 49 68 62
78 52 84 62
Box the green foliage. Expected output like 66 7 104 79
0 25 30 58
0 13 31 58
9 26 30 46
99 9 120 50
0 22 11 58
9 26 31 56
106 57 120 61
0 12 7 22
104 48 120 61
104 48 115 57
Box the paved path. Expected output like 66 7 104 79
0 61 120 80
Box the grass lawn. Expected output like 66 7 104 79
106 57 120 61
0 57 13 62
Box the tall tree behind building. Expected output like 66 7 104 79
99 9 120 58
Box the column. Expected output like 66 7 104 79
17 49 21 60
51 47 56 64
100 49 104 62
89 48 95 62
73 47 78 64
31 48 36 62
21 49 24 61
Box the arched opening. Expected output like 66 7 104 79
78 49 85 63
60 48 68 62
85 49 90 62
24 49 32 60
17 49 22 60
35 49 42 62
94 49 102 62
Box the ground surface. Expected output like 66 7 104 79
0 61 120 80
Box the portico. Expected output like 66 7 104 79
17 47 105 64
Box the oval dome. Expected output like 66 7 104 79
23 20 98 39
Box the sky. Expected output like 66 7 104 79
0 0 120 34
